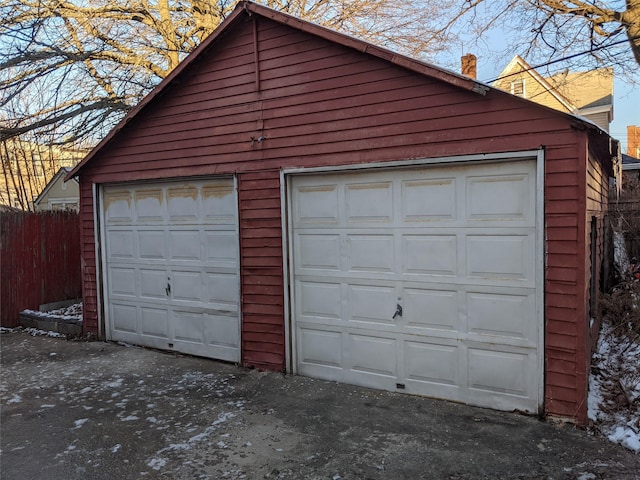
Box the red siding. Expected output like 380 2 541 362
77 181 98 334
75 13 611 423
238 170 285 369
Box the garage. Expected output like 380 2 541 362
68 2 616 423
101 177 240 362
289 159 542 412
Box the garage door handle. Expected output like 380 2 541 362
165 282 171 296
392 303 402 319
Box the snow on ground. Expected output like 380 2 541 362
22 302 82 322
1 326 67 337
588 321 640 453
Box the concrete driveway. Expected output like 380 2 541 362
1 330 639 480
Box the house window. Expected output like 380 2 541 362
636 146 640 158
510 79 526 98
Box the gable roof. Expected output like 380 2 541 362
67 1 612 180
493 55 577 113
34 167 78 206
546 68 613 110
494 55 613 114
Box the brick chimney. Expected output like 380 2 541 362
461 53 477 79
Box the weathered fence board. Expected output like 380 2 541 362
1 211 81 327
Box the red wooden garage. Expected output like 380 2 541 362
67 1 618 424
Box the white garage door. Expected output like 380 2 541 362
102 178 240 362
290 160 541 413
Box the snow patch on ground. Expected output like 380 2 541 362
148 457 167 470
73 418 89 429
171 411 236 448
22 303 82 322
24 328 66 338
588 321 640 453
7 394 22 404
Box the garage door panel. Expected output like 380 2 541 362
294 184 339 224
466 174 532 222
298 281 342 320
401 178 456 222
466 235 533 281
345 181 393 222
109 267 137 297
141 306 169 338
291 159 540 413
466 291 535 340
170 230 201 260
296 234 341 270
173 310 203 343
206 273 241 305
347 235 395 272
138 230 165 259
111 303 137 333
404 288 458 330
107 230 135 258
349 334 397 377
205 232 239 264
172 271 203 302
204 314 240 348
202 184 236 223
134 189 164 221
298 327 343 368
167 186 198 220
103 178 240 363
139 269 167 299
467 348 530 397
104 191 133 222
404 340 458 386
348 285 397 324
402 235 457 275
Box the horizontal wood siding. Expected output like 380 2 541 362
79 181 99 334
238 171 284 369
75 13 605 422
544 134 587 421
586 151 609 350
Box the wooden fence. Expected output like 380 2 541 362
1 211 82 327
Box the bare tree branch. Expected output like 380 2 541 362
0 0 464 147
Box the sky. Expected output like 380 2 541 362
439 29 639 155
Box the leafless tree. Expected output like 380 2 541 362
460 0 640 78
0 0 460 148
0 133 86 210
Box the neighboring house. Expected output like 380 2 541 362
33 168 80 212
493 56 614 132
0 139 84 210
67 1 618 425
